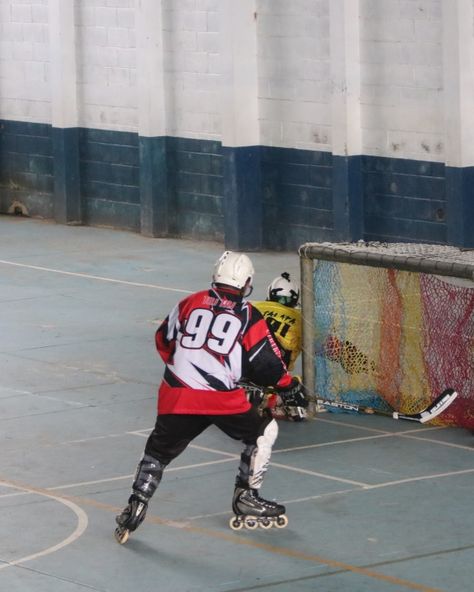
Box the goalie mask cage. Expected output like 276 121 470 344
299 241 474 429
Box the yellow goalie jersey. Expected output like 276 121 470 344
252 301 302 371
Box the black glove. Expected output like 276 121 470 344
274 377 308 408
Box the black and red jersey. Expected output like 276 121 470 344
155 286 291 415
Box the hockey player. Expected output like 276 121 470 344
253 272 301 371
115 251 305 541
253 272 306 420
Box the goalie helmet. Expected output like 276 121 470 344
267 272 299 307
213 251 255 296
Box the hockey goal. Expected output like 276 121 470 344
299 241 474 429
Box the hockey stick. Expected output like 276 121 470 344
311 388 458 423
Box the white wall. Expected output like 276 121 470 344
0 0 51 122
257 0 332 151
163 0 221 139
1 0 473 165
75 0 137 131
360 0 445 162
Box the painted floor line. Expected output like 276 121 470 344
313 415 391 433
2 462 472 508
189 443 240 457
0 474 445 592
270 461 370 487
0 259 192 294
274 432 394 453
400 433 474 452
0 480 88 571
314 415 447 435
366 467 474 490
59 489 449 592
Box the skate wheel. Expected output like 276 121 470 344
114 527 130 544
229 516 243 531
260 518 273 529
244 516 258 530
275 515 288 529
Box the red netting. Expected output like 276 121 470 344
421 275 474 428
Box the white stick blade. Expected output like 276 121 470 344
418 390 458 423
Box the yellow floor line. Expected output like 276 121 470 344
0 476 443 592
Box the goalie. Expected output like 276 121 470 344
252 273 307 420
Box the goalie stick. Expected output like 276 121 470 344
311 388 458 424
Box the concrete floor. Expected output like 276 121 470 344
0 215 473 592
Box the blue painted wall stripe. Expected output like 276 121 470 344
362 154 447 244
222 145 262 251
52 127 81 224
261 145 333 250
445 166 474 248
332 155 363 241
1 118 472 249
139 136 168 237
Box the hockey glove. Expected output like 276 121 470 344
274 377 308 409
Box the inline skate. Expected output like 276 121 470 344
114 494 148 544
229 487 288 530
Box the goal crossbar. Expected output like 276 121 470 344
299 242 474 281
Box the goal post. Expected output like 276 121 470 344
299 241 474 429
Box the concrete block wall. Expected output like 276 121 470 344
74 0 139 229
1 0 473 249
163 0 221 139
0 0 51 122
360 0 448 243
79 127 140 229
257 0 332 151
75 0 138 132
360 0 444 162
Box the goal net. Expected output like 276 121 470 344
299 242 474 429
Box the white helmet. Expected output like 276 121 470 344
267 272 299 307
213 251 255 295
